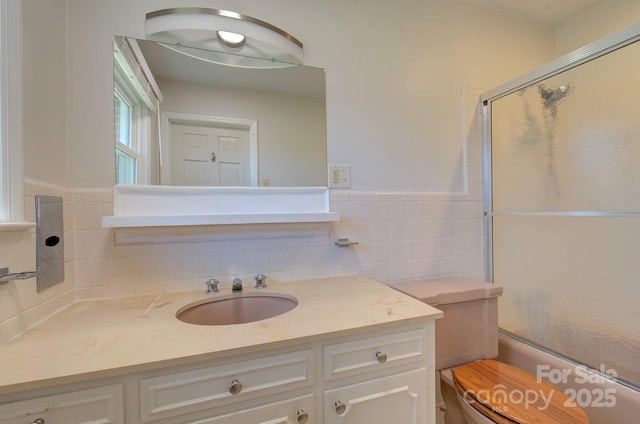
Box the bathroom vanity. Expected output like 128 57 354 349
0 275 442 424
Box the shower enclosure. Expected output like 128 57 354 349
482 23 640 390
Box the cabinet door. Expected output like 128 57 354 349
324 369 426 424
0 384 123 424
185 394 314 424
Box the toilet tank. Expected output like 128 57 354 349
390 278 503 370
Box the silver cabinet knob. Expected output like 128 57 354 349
229 379 243 395
376 351 387 363
32 420 45 424
296 409 309 424
335 400 346 414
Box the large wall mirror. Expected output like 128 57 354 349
113 36 327 188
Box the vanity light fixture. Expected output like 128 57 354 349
145 8 303 67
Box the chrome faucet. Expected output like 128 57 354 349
232 278 243 292
254 273 268 289
205 278 220 294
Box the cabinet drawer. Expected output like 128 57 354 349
184 394 314 424
0 384 124 424
323 329 425 380
140 349 314 422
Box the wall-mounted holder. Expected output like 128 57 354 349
334 238 359 248
0 268 38 284
0 196 64 290
35 195 64 292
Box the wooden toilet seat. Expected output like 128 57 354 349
452 359 590 423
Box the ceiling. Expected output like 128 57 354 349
469 0 603 26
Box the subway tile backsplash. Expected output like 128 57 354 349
65 189 484 301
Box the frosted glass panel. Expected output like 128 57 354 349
494 216 640 386
492 40 640 212
489 37 640 388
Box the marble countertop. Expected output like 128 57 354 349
0 275 442 395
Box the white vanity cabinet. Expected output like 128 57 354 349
0 324 434 424
0 384 124 424
133 326 433 424
321 328 432 424
0 326 434 424
0 276 440 424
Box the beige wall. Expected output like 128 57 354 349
556 0 640 56
22 0 68 186
0 0 74 345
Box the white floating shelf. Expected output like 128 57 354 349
102 185 340 228
102 212 340 227
0 221 36 232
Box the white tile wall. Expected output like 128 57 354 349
331 192 484 283
66 190 484 302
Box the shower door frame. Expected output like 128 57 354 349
481 21 640 284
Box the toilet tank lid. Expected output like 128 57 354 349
389 278 503 306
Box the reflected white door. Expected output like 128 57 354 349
170 123 250 186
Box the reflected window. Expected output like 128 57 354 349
113 37 161 186
114 91 131 148
113 61 151 185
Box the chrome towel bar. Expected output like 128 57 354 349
0 267 38 283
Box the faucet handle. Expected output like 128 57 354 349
232 278 243 292
206 278 220 294
254 273 268 289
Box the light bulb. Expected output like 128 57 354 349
217 30 246 48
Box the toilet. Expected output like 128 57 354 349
390 278 590 424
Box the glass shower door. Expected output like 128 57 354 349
488 37 640 388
